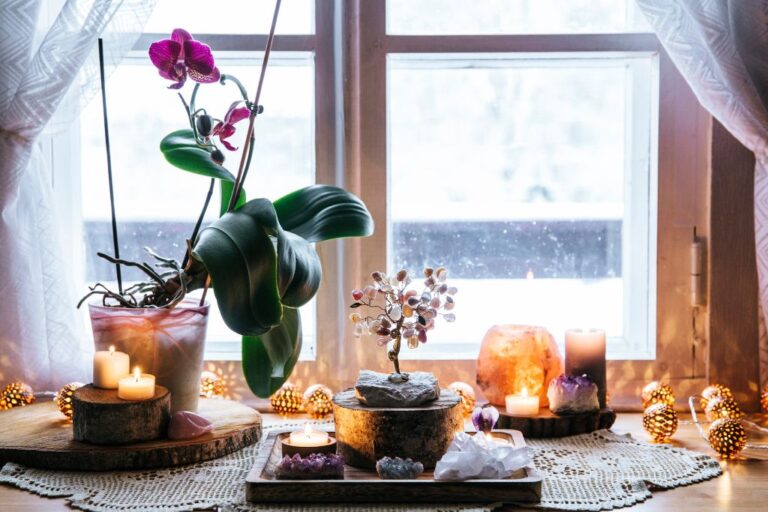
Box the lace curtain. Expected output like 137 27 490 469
636 0 768 388
0 0 155 389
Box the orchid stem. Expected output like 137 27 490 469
226 0 281 212
182 177 215 268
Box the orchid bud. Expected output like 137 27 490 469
471 404 499 434
195 114 214 137
211 149 225 165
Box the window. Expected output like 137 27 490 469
68 0 708 400
348 0 708 398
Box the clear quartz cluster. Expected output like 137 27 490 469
433 432 534 481
547 374 599 414
350 267 457 349
376 456 425 479
275 453 345 480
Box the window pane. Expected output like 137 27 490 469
388 54 657 359
144 0 314 35
80 53 316 359
387 0 651 35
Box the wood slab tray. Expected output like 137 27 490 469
0 398 261 471
497 407 616 438
246 430 541 504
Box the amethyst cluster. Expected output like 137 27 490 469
471 404 500 433
275 453 345 480
547 374 599 414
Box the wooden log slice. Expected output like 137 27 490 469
496 407 616 438
72 384 171 445
0 398 262 471
332 389 463 470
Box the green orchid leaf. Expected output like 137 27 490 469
192 187 373 389
160 129 235 181
273 185 374 242
219 181 247 216
242 307 302 397
193 200 283 336
192 198 321 335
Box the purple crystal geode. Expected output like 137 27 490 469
275 453 345 480
547 374 599 414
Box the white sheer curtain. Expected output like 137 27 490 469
0 0 155 390
636 0 768 388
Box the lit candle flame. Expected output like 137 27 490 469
526 269 534 280
520 386 528 398
109 345 115 355
134 367 141 382
303 423 313 438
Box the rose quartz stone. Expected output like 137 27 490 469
167 411 214 440
476 325 564 407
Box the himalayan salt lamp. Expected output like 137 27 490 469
476 325 563 407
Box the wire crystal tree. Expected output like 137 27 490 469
350 267 457 381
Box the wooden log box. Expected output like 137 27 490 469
72 384 171 445
332 389 463 469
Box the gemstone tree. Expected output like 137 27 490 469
349 267 457 380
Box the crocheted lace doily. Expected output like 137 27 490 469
0 421 720 512
524 430 721 510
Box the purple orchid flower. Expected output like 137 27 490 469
212 102 250 151
149 29 220 89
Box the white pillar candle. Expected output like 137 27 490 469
565 328 607 407
93 345 130 389
288 424 330 447
505 388 540 417
118 367 156 401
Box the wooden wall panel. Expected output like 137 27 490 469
709 120 760 411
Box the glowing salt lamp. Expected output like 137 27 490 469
476 325 563 407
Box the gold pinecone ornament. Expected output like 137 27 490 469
271 383 303 415
199 371 226 398
303 384 334 419
707 418 747 459
1 382 35 409
701 384 734 408
448 381 477 417
704 396 743 421
641 381 675 409
642 403 678 442
56 382 84 419
760 385 768 413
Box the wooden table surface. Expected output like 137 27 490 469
1 412 766 511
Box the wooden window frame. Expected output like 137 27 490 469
341 0 712 408
72 0 722 408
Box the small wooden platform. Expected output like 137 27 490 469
0 398 261 471
496 407 616 438
246 429 541 504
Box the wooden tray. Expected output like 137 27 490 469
497 407 616 438
0 398 261 471
246 430 541 504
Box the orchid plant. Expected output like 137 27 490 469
81 27 374 398
349 267 456 379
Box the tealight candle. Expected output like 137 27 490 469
505 387 540 417
93 345 130 389
118 367 155 401
565 328 607 407
282 423 336 457
289 423 330 447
